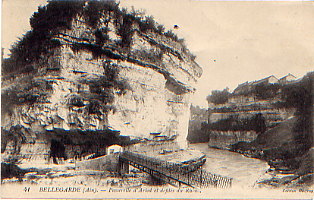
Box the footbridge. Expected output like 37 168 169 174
119 151 232 188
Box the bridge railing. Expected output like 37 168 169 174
120 151 232 188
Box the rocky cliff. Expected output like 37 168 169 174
187 105 209 143
1 1 201 164
229 73 313 187
204 77 298 148
187 72 313 187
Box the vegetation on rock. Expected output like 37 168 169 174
2 0 186 75
206 88 230 105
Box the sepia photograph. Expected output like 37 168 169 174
1 0 313 199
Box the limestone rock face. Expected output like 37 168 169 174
1 1 202 159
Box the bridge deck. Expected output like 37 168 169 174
119 151 232 188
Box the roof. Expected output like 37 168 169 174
251 75 278 85
233 73 298 95
279 73 296 80
234 75 278 93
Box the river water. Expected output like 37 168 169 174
189 143 270 188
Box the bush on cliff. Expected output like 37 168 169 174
206 88 230 105
1 163 26 180
252 83 280 100
2 0 183 75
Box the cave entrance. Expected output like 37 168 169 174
50 139 67 164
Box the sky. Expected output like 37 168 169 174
2 0 314 107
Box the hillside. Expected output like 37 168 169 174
187 72 313 187
230 72 313 187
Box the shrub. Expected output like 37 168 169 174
156 25 165 34
3 0 183 75
206 88 230 105
3 1 84 74
95 28 109 46
116 13 135 48
67 95 84 107
86 100 103 115
164 30 178 41
83 1 119 28
253 83 280 100
138 16 156 32
283 72 313 141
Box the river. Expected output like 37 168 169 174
189 143 270 188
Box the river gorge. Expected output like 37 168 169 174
189 143 269 188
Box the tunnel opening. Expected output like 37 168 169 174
49 139 67 164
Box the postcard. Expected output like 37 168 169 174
1 0 313 199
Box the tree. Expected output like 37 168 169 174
206 88 230 105
253 83 280 100
251 113 266 134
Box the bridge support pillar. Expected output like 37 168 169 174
118 159 129 174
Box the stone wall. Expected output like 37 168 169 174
125 140 180 155
75 153 120 172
